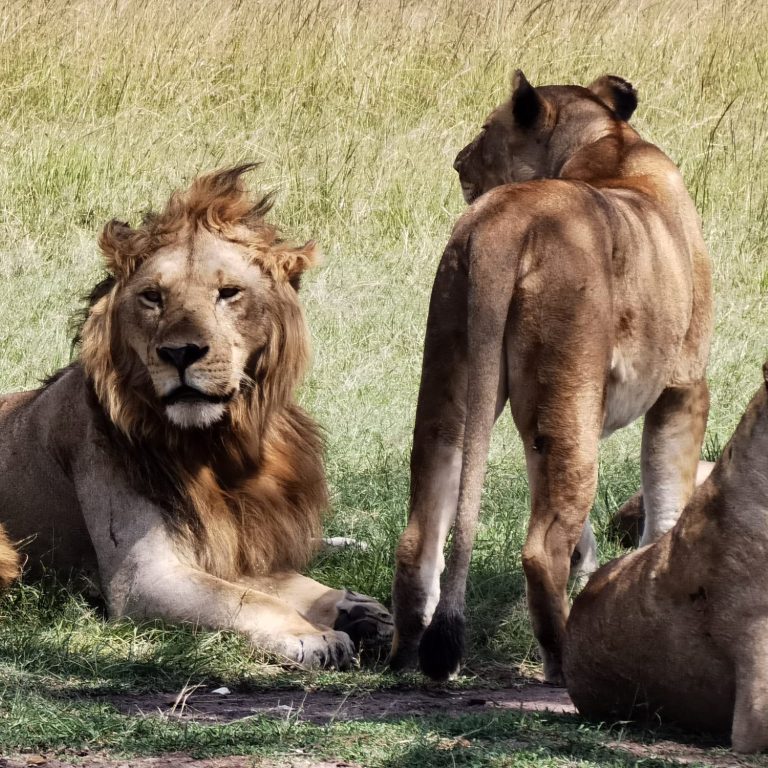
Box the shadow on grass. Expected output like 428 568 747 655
0 683 741 768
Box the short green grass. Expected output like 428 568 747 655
0 0 767 764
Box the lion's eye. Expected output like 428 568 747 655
140 290 162 307
218 286 242 301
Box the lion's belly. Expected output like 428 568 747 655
601 348 667 437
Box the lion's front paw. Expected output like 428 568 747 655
278 629 356 670
334 590 394 651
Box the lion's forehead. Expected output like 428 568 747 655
133 229 263 291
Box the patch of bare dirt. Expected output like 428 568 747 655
4 685 757 768
106 683 575 724
1 756 358 768
606 739 755 767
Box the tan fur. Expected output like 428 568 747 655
390 72 712 684
611 460 715 547
0 526 20 589
565 365 768 753
0 166 392 667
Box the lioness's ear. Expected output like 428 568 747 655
587 75 638 122
99 219 145 278
763 360 768 389
510 70 542 128
274 241 320 291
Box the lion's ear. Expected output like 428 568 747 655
274 241 320 290
510 70 542 128
588 75 638 122
99 219 144 278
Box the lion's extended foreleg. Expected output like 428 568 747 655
240 571 393 651
74 449 355 670
640 380 709 545
107 539 356 669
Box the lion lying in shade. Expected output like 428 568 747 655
565 364 768 753
0 165 392 668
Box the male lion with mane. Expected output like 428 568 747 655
0 165 392 668
390 72 712 684
565 363 768 754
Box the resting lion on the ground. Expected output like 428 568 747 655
565 364 768 754
390 72 712 684
0 165 392 668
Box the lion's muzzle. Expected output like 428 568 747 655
157 343 209 373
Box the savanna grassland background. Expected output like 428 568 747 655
0 0 766 765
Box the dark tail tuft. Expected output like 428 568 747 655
418 610 465 681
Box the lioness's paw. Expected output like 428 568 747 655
334 590 394 651
280 629 356 670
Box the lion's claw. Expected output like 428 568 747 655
279 629 355 670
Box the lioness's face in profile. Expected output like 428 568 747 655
454 71 637 203
116 227 271 429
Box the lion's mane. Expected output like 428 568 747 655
76 165 327 580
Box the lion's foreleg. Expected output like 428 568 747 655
731 620 768 753
111 555 356 669
639 379 709 545
240 572 393 651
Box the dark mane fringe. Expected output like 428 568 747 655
71 274 117 352
75 164 325 577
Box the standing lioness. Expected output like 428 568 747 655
565 364 768 753
391 72 712 683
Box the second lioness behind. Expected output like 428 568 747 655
391 72 712 684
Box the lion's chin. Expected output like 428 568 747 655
165 402 227 429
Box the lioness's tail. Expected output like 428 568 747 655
418 234 517 681
0 526 20 588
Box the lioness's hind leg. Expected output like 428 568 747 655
391 442 463 670
732 620 768 753
639 380 709 545
391 246 473 672
570 518 598 589
519 405 602 686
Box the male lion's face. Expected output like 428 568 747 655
116 227 273 429
454 71 638 203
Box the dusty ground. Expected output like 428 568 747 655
108 682 576 724
0 757 357 768
2 684 755 768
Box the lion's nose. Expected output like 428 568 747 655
157 343 209 372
